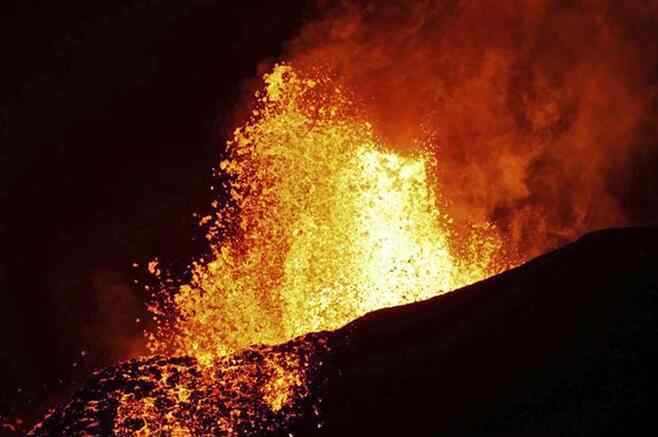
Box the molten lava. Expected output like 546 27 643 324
149 64 504 363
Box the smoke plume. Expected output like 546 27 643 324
283 0 658 256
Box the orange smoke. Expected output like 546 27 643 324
286 0 658 257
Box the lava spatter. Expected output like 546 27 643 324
30 334 331 436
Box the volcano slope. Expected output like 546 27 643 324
31 226 658 436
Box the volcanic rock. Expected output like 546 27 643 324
30 227 658 436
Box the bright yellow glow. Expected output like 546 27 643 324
149 64 503 363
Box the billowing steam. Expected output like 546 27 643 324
284 0 658 257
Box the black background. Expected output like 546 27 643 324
1 0 317 424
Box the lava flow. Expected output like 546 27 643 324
32 65 509 436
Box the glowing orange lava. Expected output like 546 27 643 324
149 64 504 364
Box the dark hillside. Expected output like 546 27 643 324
30 227 658 436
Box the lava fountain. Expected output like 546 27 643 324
148 64 505 364
31 64 509 436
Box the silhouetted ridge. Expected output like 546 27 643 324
31 227 658 436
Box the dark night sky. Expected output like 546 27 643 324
1 0 317 423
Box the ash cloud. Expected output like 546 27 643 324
285 0 658 256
